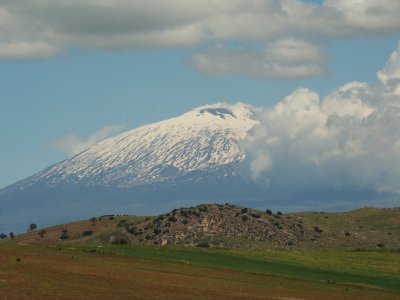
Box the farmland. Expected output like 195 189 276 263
0 242 399 299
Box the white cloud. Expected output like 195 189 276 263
50 125 125 156
242 42 400 200
377 42 400 95
0 41 59 60
1 1 400 79
190 40 327 79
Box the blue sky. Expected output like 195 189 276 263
1 0 400 188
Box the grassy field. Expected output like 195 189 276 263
0 242 399 299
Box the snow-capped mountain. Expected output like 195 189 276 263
0 103 260 233
19 102 257 189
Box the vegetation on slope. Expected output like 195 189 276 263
9 204 400 250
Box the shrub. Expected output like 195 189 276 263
127 226 137 234
376 243 385 248
196 242 210 248
241 208 248 213
82 230 93 236
9 232 14 239
28 223 37 231
199 206 208 212
266 209 273 215
277 211 283 216
251 213 261 219
167 215 177 222
112 237 128 245
313 226 323 233
153 228 162 235
0 233 7 239
59 229 69 240
180 211 189 217
242 215 249 222
117 219 128 227
38 229 46 237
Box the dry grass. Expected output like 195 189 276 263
0 243 398 300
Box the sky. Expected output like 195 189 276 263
1 0 400 190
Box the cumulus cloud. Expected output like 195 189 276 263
242 42 400 203
1 1 400 79
190 40 327 79
50 125 125 156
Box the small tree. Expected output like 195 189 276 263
38 229 46 237
9 232 14 239
59 229 69 240
0 233 7 239
29 223 37 231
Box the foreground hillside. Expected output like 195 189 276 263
0 243 399 300
12 204 400 250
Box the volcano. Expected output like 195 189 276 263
0 103 265 233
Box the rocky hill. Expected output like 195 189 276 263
10 204 400 250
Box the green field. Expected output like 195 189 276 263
1 242 399 299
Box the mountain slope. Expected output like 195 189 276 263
9 103 256 190
0 103 260 233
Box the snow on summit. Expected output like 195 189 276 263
30 103 258 188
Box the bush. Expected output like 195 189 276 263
59 229 69 240
112 237 128 245
199 206 208 212
38 229 46 237
196 242 210 248
376 243 385 248
28 223 37 231
82 230 93 236
127 226 138 234
241 208 248 213
313 226 323 233
117 219 128 228
251 213 261 219
167 215 177 222
277 211 283 216
59 234 69 240
242 215 249 222
266 209 273 215
0 233 7 239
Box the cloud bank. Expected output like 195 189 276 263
50 125 125 156
242 42 400 204
1 0 400 79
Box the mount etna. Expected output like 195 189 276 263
0 103 267 233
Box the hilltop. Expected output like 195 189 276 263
11 204 400 250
